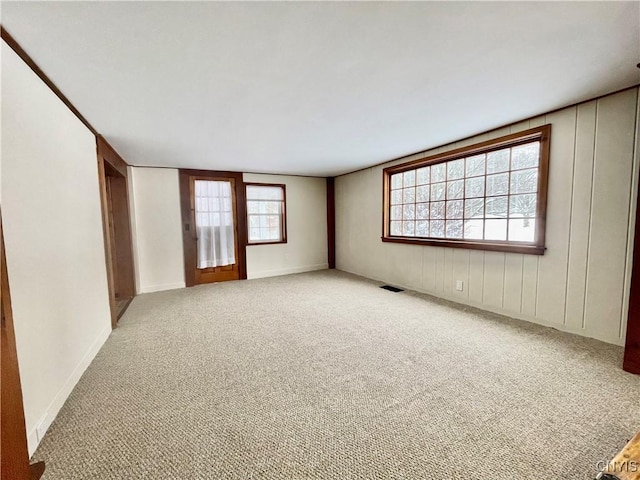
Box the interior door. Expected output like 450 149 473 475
179 170 247 286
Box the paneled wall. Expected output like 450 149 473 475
336 88 639 345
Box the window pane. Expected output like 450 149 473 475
265 201 280 214
432 163 446 182
430 201 445 220
464 219 484 239
465 176 484 198
447 180 464 199
465 198 484 219
390 221 402 235
403 204 415 220
512 143 539 170
487 149 510 173
508 218 536 242
403 187 415 204
484 219 507 240
391 174 403 190
416 203 429 220
509 194 537 218
391 190 403 205
446 220 463 239
416 220 429 236
246 185 283 201
269 227 280 240
447 159 464 180
466 154 485 177
486 196 508 218
248 201 260 214
446 200 463 219
416 185 430 202
249 227 260 240
510 169 538 194
403 221 415 236
486 173 509 196
403 170 416 187
431 220 445 238
391 206 402 220
431 183 446 201
416 167 430 185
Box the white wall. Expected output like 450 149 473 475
128 168 328 289
129 167 185 293
336 88 640 346
244 173 328 279
1 42 112 454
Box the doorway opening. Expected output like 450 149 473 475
97 137 135 327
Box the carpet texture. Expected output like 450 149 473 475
33 270 640 479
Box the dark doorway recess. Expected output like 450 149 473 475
624 176 640 374
97 136 135 327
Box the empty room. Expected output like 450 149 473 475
2 2 640 479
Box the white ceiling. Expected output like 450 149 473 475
2 2 639 177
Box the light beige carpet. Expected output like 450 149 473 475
33 270 640 479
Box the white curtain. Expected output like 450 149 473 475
194 180 236 268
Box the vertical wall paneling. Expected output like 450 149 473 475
583 90 638 343
564 101 597 330
521 256 539 317
482 252 505 309
468 251 485 304
335 87 640 346
535 108 576 326
621 93 640 343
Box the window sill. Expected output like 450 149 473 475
381 236 545 255
247 240 287 246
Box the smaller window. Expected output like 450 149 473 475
246 184 287 245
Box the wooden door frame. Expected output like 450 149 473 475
97 136 135 328
179 169 248 287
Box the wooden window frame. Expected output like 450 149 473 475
382 125 551 255
245 183 288 246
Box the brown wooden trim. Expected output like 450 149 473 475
96 138 135 328
1 26 97 136
326 177 336 268
381 125 551 255
96 155 118 329
381 236 545 255
339 84 640 179
179 170 247 286
245 182 287 245
383 126 550 175
624 163 640 374
97 135 128 177
1 210 46 480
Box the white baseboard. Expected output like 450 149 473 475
140 282 186 293
27 323 112 457
248 263 329 280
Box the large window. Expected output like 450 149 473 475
382 125 550 254
246 183 287 245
